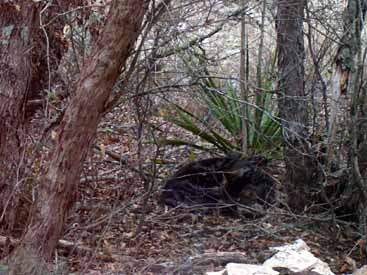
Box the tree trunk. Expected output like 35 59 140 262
0 1 75 235
276 0 314 211
327 0 367 170
8 0 146 273
0 2 40 232
239 0 249 154
346 0 367 235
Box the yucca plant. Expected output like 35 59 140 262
247 63 282 153
158 47 282 156
160 78 281 156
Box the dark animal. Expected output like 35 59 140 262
160 155 275 215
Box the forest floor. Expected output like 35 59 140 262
52 102 364 275
67 189 361 275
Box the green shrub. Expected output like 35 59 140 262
160 77 281 157
158 48 282 157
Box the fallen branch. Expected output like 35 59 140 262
143 251 248 274
190 252 248 266
0 235 92 256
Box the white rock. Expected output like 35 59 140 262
205 239 336 275
264 239 335 275
352 265 367 275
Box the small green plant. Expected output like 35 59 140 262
160 75 282 156
157 46 282 156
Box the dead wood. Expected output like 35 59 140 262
0 235 92 257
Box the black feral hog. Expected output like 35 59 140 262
160 155 275 216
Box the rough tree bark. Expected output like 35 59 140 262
239 0 249 154
8 0 146 273
0 1 40 232
327 0 367 169
346 0 367 235
276 0 314 211
0 1 78 235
